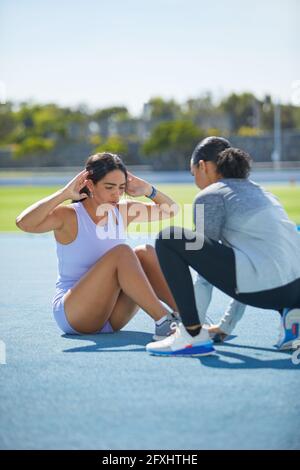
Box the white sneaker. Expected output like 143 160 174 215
153 311 181 341
146 322 215 357
276 308 300 350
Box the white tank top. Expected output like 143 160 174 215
54 202 127 294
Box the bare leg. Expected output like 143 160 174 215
134 244 178 312
64 244 169 334
109 291 139 331
97 244 178 332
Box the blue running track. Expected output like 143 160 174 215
0 234 299 450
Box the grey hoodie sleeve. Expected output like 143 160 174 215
217 299 247 335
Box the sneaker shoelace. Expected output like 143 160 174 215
170 311 181 322
170 322 181 339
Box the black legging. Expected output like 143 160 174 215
155 227 300 328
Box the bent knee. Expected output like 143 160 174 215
109 243 134 257
134 244 155 261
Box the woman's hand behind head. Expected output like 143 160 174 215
62 170 90 201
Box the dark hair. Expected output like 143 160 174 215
191 136 252 179
191 136 231 165
73 152 127 203
216 147 252 179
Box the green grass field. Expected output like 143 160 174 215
1 184 300 232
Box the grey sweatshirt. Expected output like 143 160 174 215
194 178 300 293
193 178 300 333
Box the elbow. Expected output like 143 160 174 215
15 216 24 231
15 216 29 232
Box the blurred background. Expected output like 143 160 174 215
1 0 300 230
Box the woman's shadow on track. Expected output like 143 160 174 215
62 330 153 353
198 342 299 370
61 331 299 369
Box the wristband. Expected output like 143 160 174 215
146 185 157 200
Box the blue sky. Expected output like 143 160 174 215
1 0 299 114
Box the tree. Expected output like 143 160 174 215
0 103 17 142
13 137 55 158
94 135 128 155
146 97 181 121
13 103 74 140
261 96 300 131
220 93 261 132
143 120 204 169
93 107 129 122
184 93 214 118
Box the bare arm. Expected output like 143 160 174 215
121 172 179 225
15 170 89 233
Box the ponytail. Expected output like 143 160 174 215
216 147 252 179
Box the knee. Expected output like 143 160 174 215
134 244 155 263
111 243 135 258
